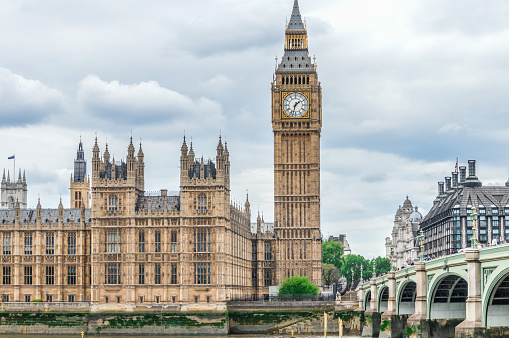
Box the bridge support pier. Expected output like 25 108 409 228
455 249 486 337
362 278 380 337
380 271 407 338
407 261 430 337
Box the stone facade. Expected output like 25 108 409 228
422 160 509 258
1 169 27 209
272 0 322 286
385 196 422 268
0 1 324 306
70 139 90 209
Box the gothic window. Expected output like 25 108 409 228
138 230 145 253
106 230 120 253
264 242 272 261
68 233 76 255
105 263 120 284
194 263 210 284
24 233 32 255
2 233 11 255
171 264 177 284
3 266 11 285
108 195 118 211
154 264 161 285
138 264 145 285
264 269 272 287
46 266 55 285
194 229 210 252
154 231 161 253
252 242 257 261
46 233 54 255
171 231 178 253
24 266 32 285
198 194 207 213
68 265 76 285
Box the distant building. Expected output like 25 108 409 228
327 234 351 255
421 160 509 258
385 196 422 268
1 169 27 209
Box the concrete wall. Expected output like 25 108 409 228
430 303 465 319
398 302 414 315
487 305 509 327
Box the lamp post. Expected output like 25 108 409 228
372 259 376 279
351 267 354 285
390 247 394 271
360 264 364 283
471 206 478 249
419 230 424 262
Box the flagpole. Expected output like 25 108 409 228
13 155 15 180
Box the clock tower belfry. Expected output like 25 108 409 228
272 0 322 286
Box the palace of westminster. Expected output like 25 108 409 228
0 1 323 305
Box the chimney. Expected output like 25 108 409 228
468 160 477 177
459 166 467 183
445 177 451 191
438 182 445 195
452 172 458 188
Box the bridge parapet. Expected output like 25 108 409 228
357 246 509 336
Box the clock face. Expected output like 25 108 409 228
283 92 308 118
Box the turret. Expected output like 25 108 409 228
180 136 189 176
127 137 136 178
92 136 100 178
103 143 110 164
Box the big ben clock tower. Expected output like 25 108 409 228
272 0 322 286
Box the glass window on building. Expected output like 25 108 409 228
194 229 210 253
2 266 11 285
106 230 120 253
24 233 32 255
171 264 177 284
46 233 55 255
154 231 161 253
68 233 76 255
105 263 120 284
154 264 161 285
138 230 145 253
67 265 77 285
138 264 145 285
24 266 32 285
194 263 210 284
171 231 178 253
46 266 55 285
3 233 11 255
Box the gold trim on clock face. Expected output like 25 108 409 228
282 92 309 118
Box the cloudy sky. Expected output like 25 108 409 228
1 0 509 258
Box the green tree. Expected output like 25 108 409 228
322 263 340 285
322 241 344 269
340 254 370 283
374 256 391 276
278 276 319 296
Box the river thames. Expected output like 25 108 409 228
0 335 359 337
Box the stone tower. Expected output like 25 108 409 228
272 0 322 286
70 138 90 208
1 169 27 209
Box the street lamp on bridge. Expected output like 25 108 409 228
471 206 478 249
419 230 424 262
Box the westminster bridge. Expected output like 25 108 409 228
358 244 509 337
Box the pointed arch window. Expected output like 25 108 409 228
109 195 118 211
198 194 207 213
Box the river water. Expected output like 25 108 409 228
0 335 359 338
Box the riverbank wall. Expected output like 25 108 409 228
0 301 360 335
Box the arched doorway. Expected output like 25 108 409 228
364 290 371 311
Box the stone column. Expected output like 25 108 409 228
362 278 381 337
370 278 377 311
407 262 429 337
357 285 365 311
386 271 396 314
455 249 486 337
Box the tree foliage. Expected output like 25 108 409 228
278 276 319 296
322 263 340 285
322 241 344 269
